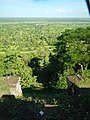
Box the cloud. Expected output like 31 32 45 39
56 8 65 13
33 0 48 1
0 0 18 2
0 0 22 4
84 8 88 12
0 0 31 4
56 8 72 13
0 0 36 6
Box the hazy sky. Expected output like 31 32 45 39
0 0 89 18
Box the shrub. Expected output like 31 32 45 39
56 73 68 89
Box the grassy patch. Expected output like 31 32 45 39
76 78 90 88
0 78 10 97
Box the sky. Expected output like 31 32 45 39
0 0 89 18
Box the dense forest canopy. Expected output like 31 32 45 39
0 18 90 89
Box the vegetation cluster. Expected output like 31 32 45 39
0 18 90 120
0 18 90 89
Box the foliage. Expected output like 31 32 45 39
56 73 68 89
0 18 90 89
0 18 90 120
3 52 23 76
48 27 90 88
20 66 37 88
